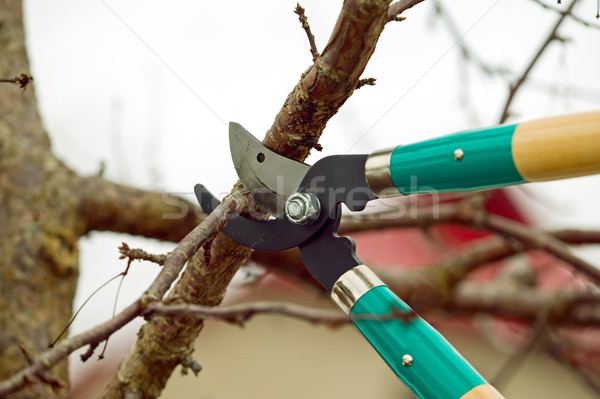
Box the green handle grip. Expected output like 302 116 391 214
332 266 504 399
364 110 600 196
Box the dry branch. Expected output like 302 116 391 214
145 301 348 328
499 0 581 123
529 0 600 29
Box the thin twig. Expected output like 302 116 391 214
294 3 319 60
0 73 33 90
119 242 167 266
499 0 581 123
491 308 549 388
431 0 511 76
528 0 600 29
49 273 124 348
146 301 349 328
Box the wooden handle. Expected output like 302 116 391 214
460 384 505 398
364 110 600 197
512 110 600 181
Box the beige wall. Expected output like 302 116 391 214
157 315 596 399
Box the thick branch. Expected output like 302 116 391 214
448 281 600 326
75 175 204 241
264 0 394 160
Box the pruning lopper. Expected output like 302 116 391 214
196 110 600 399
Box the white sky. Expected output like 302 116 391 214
21 0 600 374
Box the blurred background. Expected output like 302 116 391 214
20 0 600 397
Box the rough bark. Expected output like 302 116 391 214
0 3 78 397
75 176 203 242
0 3 205 397
264 0 392 161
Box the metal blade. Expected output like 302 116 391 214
229 122 310 216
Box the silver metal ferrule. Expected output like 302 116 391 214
331 265 385 316
364 147 402 198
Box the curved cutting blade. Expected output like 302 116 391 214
229 122 310 216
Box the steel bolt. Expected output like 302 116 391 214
285 192 321 225
453 148 464 161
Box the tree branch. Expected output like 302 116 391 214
143 285 600 328
255 196 600 296
0 192 246 397
75 175 204 242
448 281 600 326
499 0 581 123
264 0 395 159
528 0 600 30
119 242 167 266
482 213 600 284
145 301 348 328
387 0 426 22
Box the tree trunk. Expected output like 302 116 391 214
0 2 80 397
